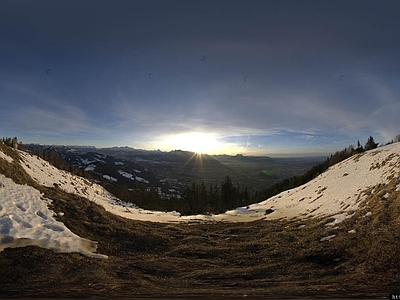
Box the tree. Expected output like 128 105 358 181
365 136 378 151
2 136 19 149
356 140 364 153
221 176 235 209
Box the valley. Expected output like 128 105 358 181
1 141 399 298
24 144 325 199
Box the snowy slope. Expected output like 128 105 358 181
18 150 183 222
1 142 400 256
0 149 107 258
13 143 400 225
222 144 400 223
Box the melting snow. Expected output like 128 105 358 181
0 174 107 258
84 164 96 172
118 170 149 183
118 170 134 180
81 158 95 165
2 142 400 256
0 149 13 163
103 175 117 182
320 234 336 242
135 176 149 184
381 192 390 199
17 143 400 225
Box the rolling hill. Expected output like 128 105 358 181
1 141 400 297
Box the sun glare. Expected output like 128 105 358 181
166 132 223 154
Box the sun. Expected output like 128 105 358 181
166 132 223 154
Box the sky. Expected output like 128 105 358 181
1 0 400 156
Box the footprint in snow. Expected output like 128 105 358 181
36 210 48 220
15 203 26 212
0 217 13 234
43 224 65 232
12 215 33 229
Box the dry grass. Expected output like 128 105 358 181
1 145 400 298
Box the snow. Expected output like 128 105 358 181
15 143 400 227
84 164 96 172
0 174 107 258
320 234 336 242
0 149 13 163
135 176 149 184
81 158 95 165
118 170 134 180
17 150 183 223
118 170 149 183
103 175 117 182
2 143 400 257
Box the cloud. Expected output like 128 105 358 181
8 105 93 135
1 0 399 154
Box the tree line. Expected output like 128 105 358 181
2 137 20 149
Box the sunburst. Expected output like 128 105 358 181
166 132 222 154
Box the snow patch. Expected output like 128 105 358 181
81 158 95 165
320 235 336 242
0 174 106 258
0 150 13 163
103 175 117 182
118 170 134 180
381 192 390 199
84 164 96 171
118 170 149 183
135 176 149 184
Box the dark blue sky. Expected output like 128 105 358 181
1 0 400 156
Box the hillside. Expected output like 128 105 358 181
1 141 400 297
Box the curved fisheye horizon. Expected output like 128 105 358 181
1 0 400 157
2 1 400 297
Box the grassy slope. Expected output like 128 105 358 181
0 143 399 297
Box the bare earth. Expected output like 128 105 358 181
1 179 399 299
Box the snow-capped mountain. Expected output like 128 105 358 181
1 141 400 258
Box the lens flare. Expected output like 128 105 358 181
164 132 222 154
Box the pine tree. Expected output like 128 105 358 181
356 140 364 153
11 137 18 149
365 136 378 151
221 176 234 209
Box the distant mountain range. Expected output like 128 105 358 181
22 144 325 197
